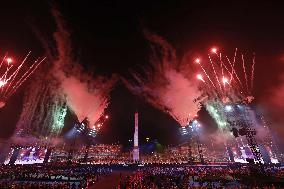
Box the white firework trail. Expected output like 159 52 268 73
208 54 222 90
0 52 45 108
241 54 249 94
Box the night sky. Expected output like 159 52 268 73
0 1 284 150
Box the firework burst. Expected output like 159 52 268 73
194 47 257 134
0 53 45 108
16 8 116 137
195 48 255 104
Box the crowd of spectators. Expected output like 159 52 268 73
0 164 112 188
41 144 230 165
50 144 131 164
1 144 284 188
0 163 283 188
117 165 284 188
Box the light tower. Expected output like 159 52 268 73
133 111 139 162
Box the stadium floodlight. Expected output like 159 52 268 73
179 126 189 136
75 123 85 133
88 128 97 137
225 105 233 112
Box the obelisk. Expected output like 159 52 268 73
133 111 139 162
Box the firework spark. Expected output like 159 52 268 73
196 74 205 82
194 47 259 156
222 76 229 85
195 47 255 103
0 80 7 87
196 58 216 89
0 53 45 108
211 47 217 54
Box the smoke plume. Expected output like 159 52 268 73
51 8 116 127
262 74 284 150
16 7 116 137
124 30 202 126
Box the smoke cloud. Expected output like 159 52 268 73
16 7 116 137
262 74 284 151
51 8 116 127
267 75 284 112
59 76 114 126
124 30 202 126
